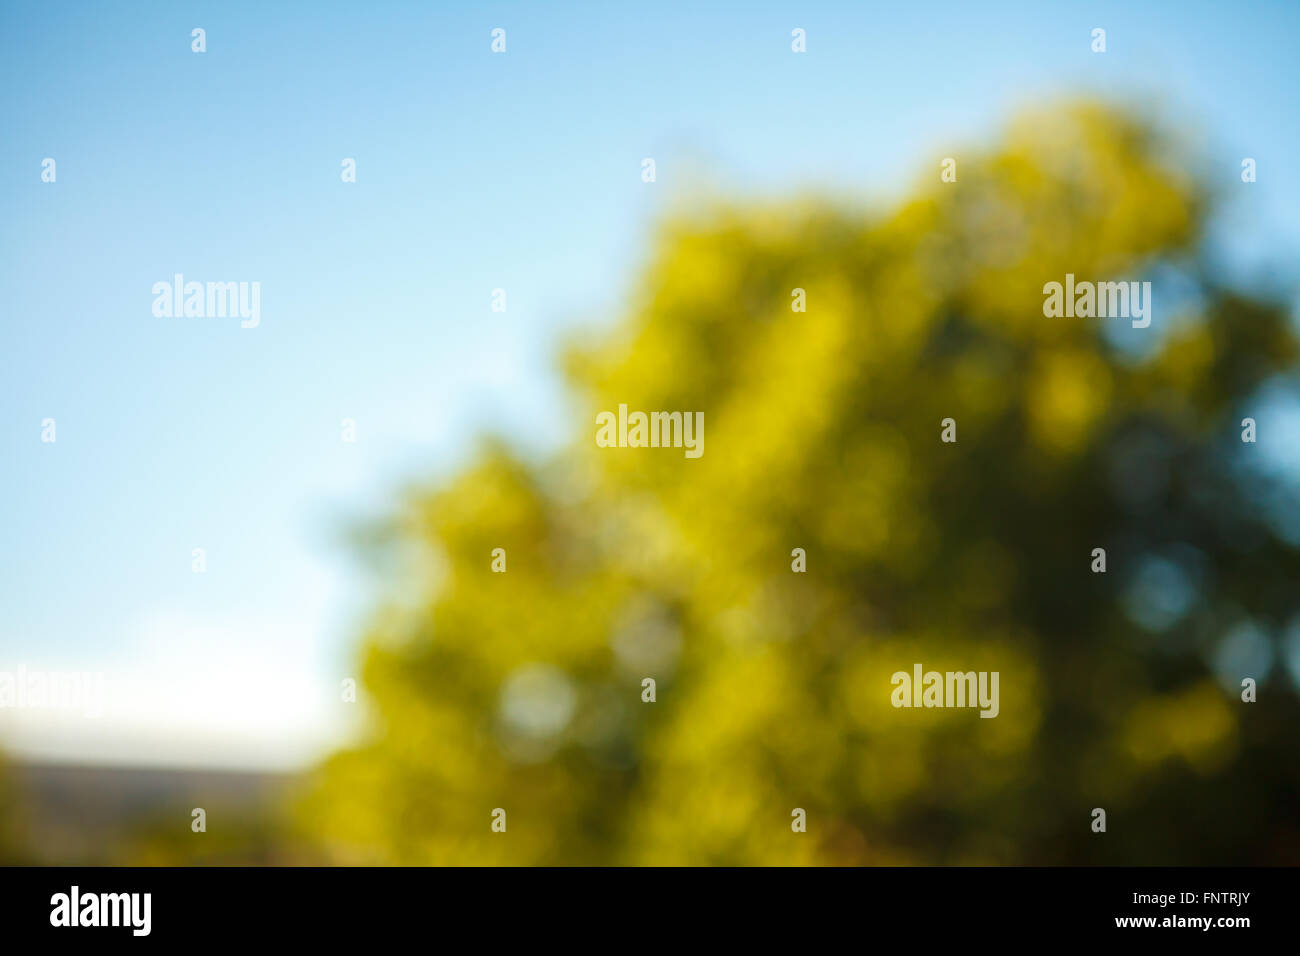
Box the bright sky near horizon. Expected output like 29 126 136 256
3 1 1299 770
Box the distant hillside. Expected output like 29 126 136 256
8 761 300 864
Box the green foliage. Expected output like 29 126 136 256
298 102 1300 864
0 757 31 864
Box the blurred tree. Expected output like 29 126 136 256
296 102 1300 864
0 757 31 864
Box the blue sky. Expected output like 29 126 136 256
2 0 1299 769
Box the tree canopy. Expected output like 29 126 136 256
292 101 1300 864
